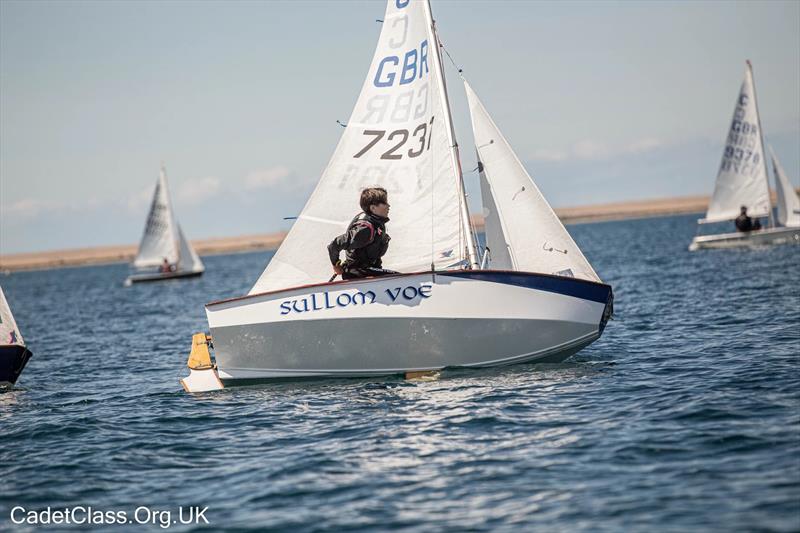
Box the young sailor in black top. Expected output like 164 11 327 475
735 205 762 232
328 187 397 280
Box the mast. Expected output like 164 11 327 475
747 60 775 228
423 0 479 269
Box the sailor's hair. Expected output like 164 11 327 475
360 187 388 213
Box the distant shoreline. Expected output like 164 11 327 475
0 194 713 272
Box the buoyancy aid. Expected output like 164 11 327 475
328 212 391 270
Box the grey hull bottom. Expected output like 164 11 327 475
211 317 600 383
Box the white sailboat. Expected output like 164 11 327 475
0 285 33 387
181 0 613 392
770 146 800 229
126 165 205 284
690 61 800 250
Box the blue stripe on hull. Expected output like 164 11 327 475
444 271 612 304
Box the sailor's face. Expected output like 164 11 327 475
372 202 390 217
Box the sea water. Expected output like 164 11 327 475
1 214 798 531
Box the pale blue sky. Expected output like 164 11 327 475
1 0 798 254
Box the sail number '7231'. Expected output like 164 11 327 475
354 117 434 160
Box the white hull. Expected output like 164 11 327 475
689 226 800 251
201 271 613 385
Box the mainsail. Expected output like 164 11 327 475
702 61 771 224
770 146 800 228
250 0 473 294
464 80 601 283
133 166 180 268
133 166 204 273
0 286 24 346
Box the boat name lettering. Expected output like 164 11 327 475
279 283 432 315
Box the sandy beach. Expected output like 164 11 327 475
0 194 714 272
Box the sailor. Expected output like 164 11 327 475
735 206 761 232
328 187 397 280
159 257 175 273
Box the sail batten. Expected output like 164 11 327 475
464 80 601 283
250 0 469 295
702 63 771 224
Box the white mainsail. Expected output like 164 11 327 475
702 61 771 224
133 166 180 268
464 80 601 283
770 146 800 228
250 0 473 295
132 166 204 273
0 286 24 346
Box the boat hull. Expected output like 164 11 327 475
0 345 33 387
126 269 204 284
689 226 800 251
204 271 613 384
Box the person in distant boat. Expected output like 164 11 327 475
159 258 175 273
328 187 397 280
735 206 762 232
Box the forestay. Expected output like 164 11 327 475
464 80 601 283
0 286 24 346
702 62 770 223
133 167 179 268
250 0 469 295
770 146 800 228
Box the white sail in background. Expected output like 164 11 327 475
133 167 179 268
702 62 771 223
0 286 24 346
464 80 600 282
478 157 513 270
177 225 205 273
250 0 470 294
770 146 800 228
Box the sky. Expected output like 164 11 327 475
1 0 798 254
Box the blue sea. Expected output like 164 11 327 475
1 214 799 531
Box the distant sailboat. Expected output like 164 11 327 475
126 165 204 284
690 61 800 250
181 0 613 392
770 146 800 228
0 285 33 387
